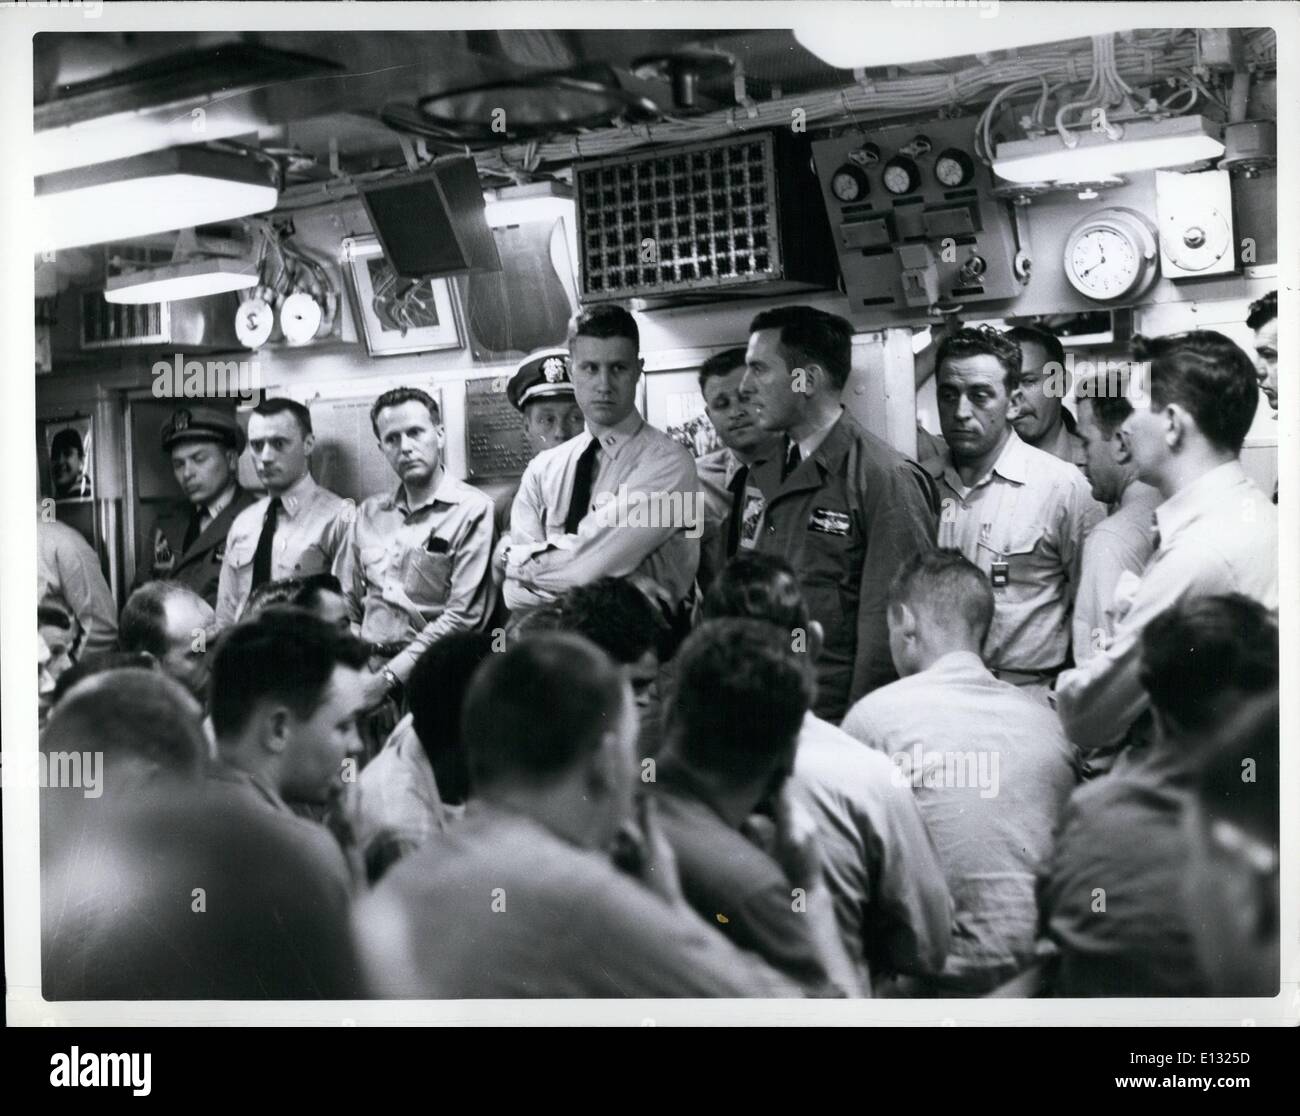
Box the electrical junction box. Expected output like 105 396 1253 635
1155 169 1236 280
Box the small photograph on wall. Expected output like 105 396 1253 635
43 415 94 502
644 370 723 458
343 235 463 357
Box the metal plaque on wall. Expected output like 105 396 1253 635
465 376 531 479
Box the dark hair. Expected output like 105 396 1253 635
665 618 814 782
568 303 639 349
1139 594 1278 737
1246 290 1277 332
253 397 313 437
38 604 72 630
935 326 1023 392
245 573 345 619
369 387 441 437
698 346 749 392
1194 691 1278 846
505 601 567 646
51 651 157 707
408 631 495 805
119 581 192 658
749 305 853 390
1075 366 1134 438
1132 331 1259 453
1006 324 1065 374
555 577 661 666
462 632 626 789
50 428 84 457
42 667 205 773
210 607 370 740
703 551 810 633
888 549 993 645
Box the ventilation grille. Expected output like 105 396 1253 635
80 291 171 349
576 133 789 299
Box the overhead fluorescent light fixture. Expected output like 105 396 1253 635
992 116 1224 184
483 181 575 227
34 147 278 253
104 257 260 304
794 7 1154 69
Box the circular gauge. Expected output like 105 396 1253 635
934 148 974 188
848 142 881 167
830 165 869 203
235 295 274 349
882 155 921 196
280 291 324 345
1063 207 1159 301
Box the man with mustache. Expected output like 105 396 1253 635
137 405 256 608
333 387 496 714
693 347 782 593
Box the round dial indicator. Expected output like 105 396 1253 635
1062 208 1159 302
882 155 921 195
830 164 869 203
934 148 974 188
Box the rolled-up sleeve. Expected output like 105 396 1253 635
55 536 118 656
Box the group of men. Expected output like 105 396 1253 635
38 289 1280 998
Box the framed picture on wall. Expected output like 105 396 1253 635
42 414 95 503
643 369 723 458
342 235 463 357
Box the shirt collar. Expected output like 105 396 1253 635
927 429 1027 490
276 472 319 517
1154 460 1249 545
390 467 463 515
203 482 239 520
795 407 844 463
586 410 644 458
926 649 989 676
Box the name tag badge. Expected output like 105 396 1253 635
990 560 1009 589
738 487 765 550
808 507 851 537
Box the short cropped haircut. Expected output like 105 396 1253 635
1006 324 1066 372
666 618 814 782
462 632 626 789
253 396 313 437
1131 331 1260 453
505 601 567 646
43 668 205 773
568 303 639 349
51 651 157 708
703 551 810 633
1075 367 1134 438
50 428 85 457
888 549 994 646
555 577 661 666
935 326 1023 392
119 581 194 658
1194 691 1279 847
1246 290 1276 331
210 607 370 740
1139 594 1278 738
369 387 441 437
246 573 345 620
408 630 495 804
698 346 749 392
749 305 853 390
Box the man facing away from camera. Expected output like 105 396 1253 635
353 632 797 997
842 550 1076 996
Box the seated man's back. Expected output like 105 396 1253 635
844 655 1075 992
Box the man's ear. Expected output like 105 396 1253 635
1163 404 1187 449
807 619 825 661
302 432 316 458
260 706 292 756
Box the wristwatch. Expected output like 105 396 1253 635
380 667 401 694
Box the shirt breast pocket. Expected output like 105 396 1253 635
226 539 256 571
401 548 453 607
1001 524 1050 587
293 542 330 577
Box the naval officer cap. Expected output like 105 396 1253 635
161 405 246 453
506 348 576 412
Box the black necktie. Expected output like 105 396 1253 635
182 510 202 553
726 464 749 557
564 439 600 534
251 497 282 589
782 439 802 482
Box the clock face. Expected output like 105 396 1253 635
830 166 867 203
1063 210 1158 302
